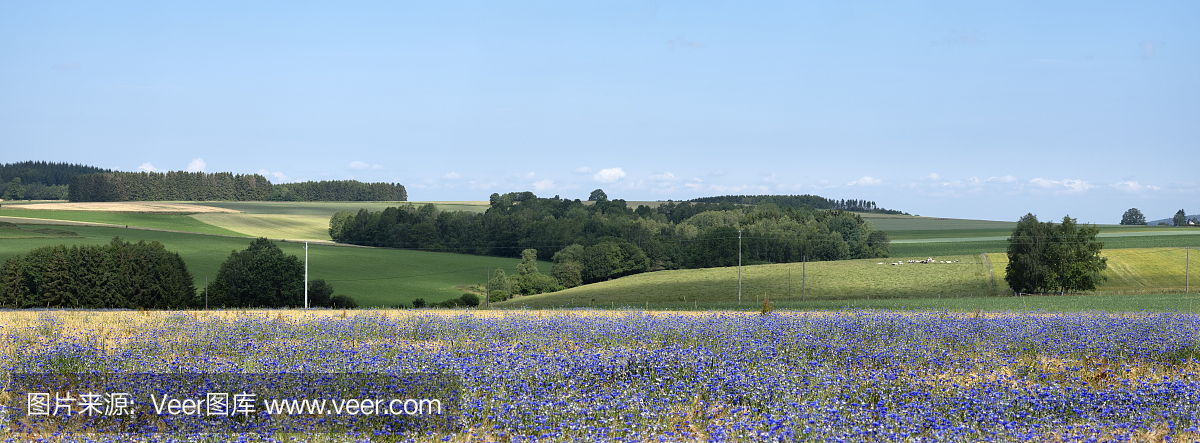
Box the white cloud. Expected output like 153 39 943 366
525 172 536 180
1112 181 1160 192
443 172 461 179
574 167 592 174
185 158 206 173
926 173 940 180
137 162 160 173
349 161 384 170
847 176 882 186
258 169 292 183
650 172 679 181
1029 177 1094 194
532 180 555 191
762 173 778 183
985 175 1017 183
593 167 627 183
468 181 497 190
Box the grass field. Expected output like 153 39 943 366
0 208 244 236
498 247 1197 309
0 223 540 307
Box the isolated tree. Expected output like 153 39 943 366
210 238 304 308
588 189 608 202
4 177 24 200
1174 209 1188 227
1005 213 1106 294
1120 208 1146 225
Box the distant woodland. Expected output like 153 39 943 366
330 192 891 287
0 161 111 200
66 171 407 202
689 194 906 214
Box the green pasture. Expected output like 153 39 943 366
0 223 538 307
0 209 242 236
892 232 1200 258
495 254 999 308
491 292 1200 313
0 223 81 239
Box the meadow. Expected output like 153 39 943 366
0 223 534 307
3 309 1198 441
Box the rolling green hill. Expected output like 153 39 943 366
496 247 1197 309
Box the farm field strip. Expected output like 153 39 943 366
189 213 332 241
0 209 244 236
5 310 1199 441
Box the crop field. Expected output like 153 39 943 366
190 213 332 241
0 223 534 307
0 208 245 236
3 309 1199 441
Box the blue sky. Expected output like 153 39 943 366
2 1 1196 223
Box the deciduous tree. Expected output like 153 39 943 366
1120 208 1146 225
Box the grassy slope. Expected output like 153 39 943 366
496 254 998 308
0 209 244 236
0 223 540 307
500 247 1199 309
192 201 489 215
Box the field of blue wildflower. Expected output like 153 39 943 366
4 309 1200 442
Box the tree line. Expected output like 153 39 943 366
329 190 891 289
0 236 356 309
0 237 198 309
1 161 110 200
67 171 407 202
688 194 906 215
1120 207 1197 226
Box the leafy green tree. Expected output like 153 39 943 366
488 268 510 295
1120 208 1147 225
1043 216 1107 293
308 279 334 308
1005 213 1051 294
1175 209 1188 227
588 189 608 202
1005 214 1106 294
4 177 24 200
210 238 304 308
517 249 539 275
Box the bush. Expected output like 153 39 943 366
412 298 427 308
459 293 480 307
488 290 509 302
435 299 461 308
330 294 358 309
308 279 334 308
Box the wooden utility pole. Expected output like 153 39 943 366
738 230 742 306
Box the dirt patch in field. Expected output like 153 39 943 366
0 202 240 213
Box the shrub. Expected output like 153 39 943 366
307 279 334 308
412 298 427 308
330 294 358 309
488 290 508 302
459 293 480 307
